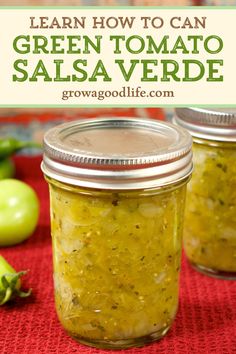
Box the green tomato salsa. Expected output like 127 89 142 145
49 179 187 348
184 140 236 275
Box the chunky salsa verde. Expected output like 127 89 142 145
184 140 236 275
49 179 187 348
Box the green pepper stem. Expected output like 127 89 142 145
0 271 31 305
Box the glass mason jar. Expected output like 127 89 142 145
174 108 236 279
41 118 192 349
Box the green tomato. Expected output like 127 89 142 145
0 179 39 246
0 158 15 179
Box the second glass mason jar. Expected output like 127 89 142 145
41 117 192 349
174 108 236 279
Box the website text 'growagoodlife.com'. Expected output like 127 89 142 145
61 86 174 101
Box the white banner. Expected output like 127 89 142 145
0 7 235 106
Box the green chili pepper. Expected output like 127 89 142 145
0 255 31 305
0 137 41 160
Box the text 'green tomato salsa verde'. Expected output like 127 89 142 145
41 117 192 349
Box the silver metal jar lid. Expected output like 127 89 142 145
174 108 236 142
41 117 192 190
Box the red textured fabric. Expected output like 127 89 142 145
0 156 236 354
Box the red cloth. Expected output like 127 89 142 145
1 156 236 354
